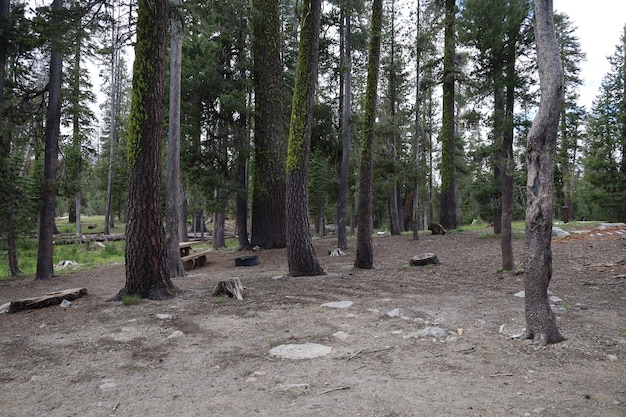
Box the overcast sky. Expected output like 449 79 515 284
552 0 626 110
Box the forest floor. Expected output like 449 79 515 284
1 225 625 417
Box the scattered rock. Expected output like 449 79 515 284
59 299 71 308
99 381 117 391
386 308 405 317
552 227 570 237
167 331 184 339
156 314 173 320
607 354 618 362
321 301 353 309
404 326 447 339
332 331 350 341
269 343 333 359
549 295 563 304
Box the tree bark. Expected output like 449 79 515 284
337 12 352 252
524 0 565 345
354 0 383 269
113 0 175 301
285 0 324 277
165 0 187 278
36 0 63 281
251 0 286 249
412 0 421 241
439 0 458 231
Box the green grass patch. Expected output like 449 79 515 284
121 294 141 306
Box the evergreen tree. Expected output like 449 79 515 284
583 25 626 222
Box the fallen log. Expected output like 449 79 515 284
410 253 440 266
3 288 88 313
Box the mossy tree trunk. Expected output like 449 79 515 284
524 0 565 346
113 0 175 300
36 0 63 281
439 0 458 231
286 0 324 277
354 0 383 269
251 0 286 249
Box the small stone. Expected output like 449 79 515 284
156 314 173 320
272 275 284 280
273 383 310 393
269 343 333 359
514 291 525 298
414 317 425 324
167 330 184 339
321 301 353 309
391 330 403 335
99 381 117 391
607 354 618 362
59 299 71 308
386 308 405 317
333 331 350 340
549 295 563 304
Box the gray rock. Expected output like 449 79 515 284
321 300 353 309
273 383 310 394
269 343 333 359
167 330 184 339
386 308 405 317
552 227 570 237
405 326 447 339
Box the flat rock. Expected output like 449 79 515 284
386 308 405 317
269 343 333 359
321 301 353 309
552 227 570 237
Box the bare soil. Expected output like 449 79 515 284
1 227 625 417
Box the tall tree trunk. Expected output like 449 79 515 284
388 0 401 236
212 210 225 250
524 0 565 346
165 0 187 278
501 23 519 272
337 12 352 252
236 118 251 250
412 0 421 241
355 0 383 269
36 0 63 281
251 0 286 249
72 30 82 237
104 12 118 236
286 0 324 277
113 0 175 300
439 0 458 230
492 84 504 234
0 0 19 275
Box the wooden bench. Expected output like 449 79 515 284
181 250 212 270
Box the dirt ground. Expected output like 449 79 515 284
1 226 625 417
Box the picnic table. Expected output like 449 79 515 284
179 241 211 270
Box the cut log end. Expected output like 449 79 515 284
212 277 244 300
410 253 440 266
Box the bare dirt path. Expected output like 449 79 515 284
1 228 624 416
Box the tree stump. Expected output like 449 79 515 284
427 223 446 235
410 253 439 266
212 277 244 300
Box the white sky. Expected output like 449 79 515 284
552 0 626 110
